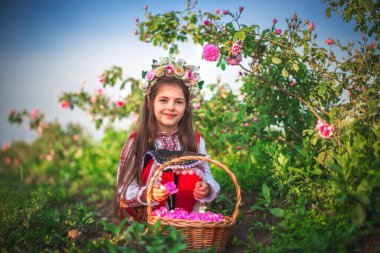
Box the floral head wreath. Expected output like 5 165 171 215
139 56 204 99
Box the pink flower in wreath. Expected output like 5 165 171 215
276 29 282 35
184 69 193 81
231 43 240 56
145 69 155 81
166 64 175 76
203 44 220 62
226 54 242 65
273 18 277 24
164 182 179 195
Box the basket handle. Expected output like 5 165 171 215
146 155 241 222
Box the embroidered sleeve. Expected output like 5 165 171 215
195 137 220 203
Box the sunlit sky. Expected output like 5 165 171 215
0 0 363 146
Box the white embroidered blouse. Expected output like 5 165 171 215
115 129 220 211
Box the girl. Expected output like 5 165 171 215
114 57 220 223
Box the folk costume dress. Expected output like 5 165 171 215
115 129 220 222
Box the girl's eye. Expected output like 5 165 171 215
176 100 184 104
159 99 167 103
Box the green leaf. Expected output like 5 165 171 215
198 80 204 90
351 192 370 205
281 68 289 78
221 63 226 71
233 31 246 42
271 57 282 64
270 208 284 217
351 203 366 227
361 0 374 12
141 70 147 79
262 183 271 205
325 7 331 18
311 168 322 175
278 153 287 166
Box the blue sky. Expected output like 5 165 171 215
0 0 361 146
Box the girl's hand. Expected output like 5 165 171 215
193 181 211 199
152 186 169 202
141 186 169 202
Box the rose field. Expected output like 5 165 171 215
0 1 379 252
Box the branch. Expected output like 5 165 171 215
239 64 324 121
268 39 343 86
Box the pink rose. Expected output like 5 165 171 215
239 6 244 12
117 100 124 107
236 146 241 150
215 9 220 14
203 44 220 62
223 10 229 15
99 73 106 83
184 69 193 80
203 20 210 26
29 108 39 119
290 81 295 87
90 96 97 104
73 134 79 141
325 38 333 45
244 122 249 127
164 182 179 195
253 117 258 122
308 22 315 32
144 5 148 10
276 29 282 35
231 43 240 56
273 18 277 24
239 71 243 76
61 100 70 108
226 54 242 65
315 119 335 138
193 103 201 109
166 64 175 76
319 124 335 138
145 68 155 81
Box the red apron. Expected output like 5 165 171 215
125 132 202 221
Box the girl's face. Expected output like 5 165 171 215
153 82 186 132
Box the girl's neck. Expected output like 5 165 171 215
156 128 179 136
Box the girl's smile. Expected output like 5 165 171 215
153 83 186 132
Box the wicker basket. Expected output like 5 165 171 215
147 156 241 252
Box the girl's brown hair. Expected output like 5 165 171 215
114 76 197 223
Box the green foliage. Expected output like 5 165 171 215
83 220 187 253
